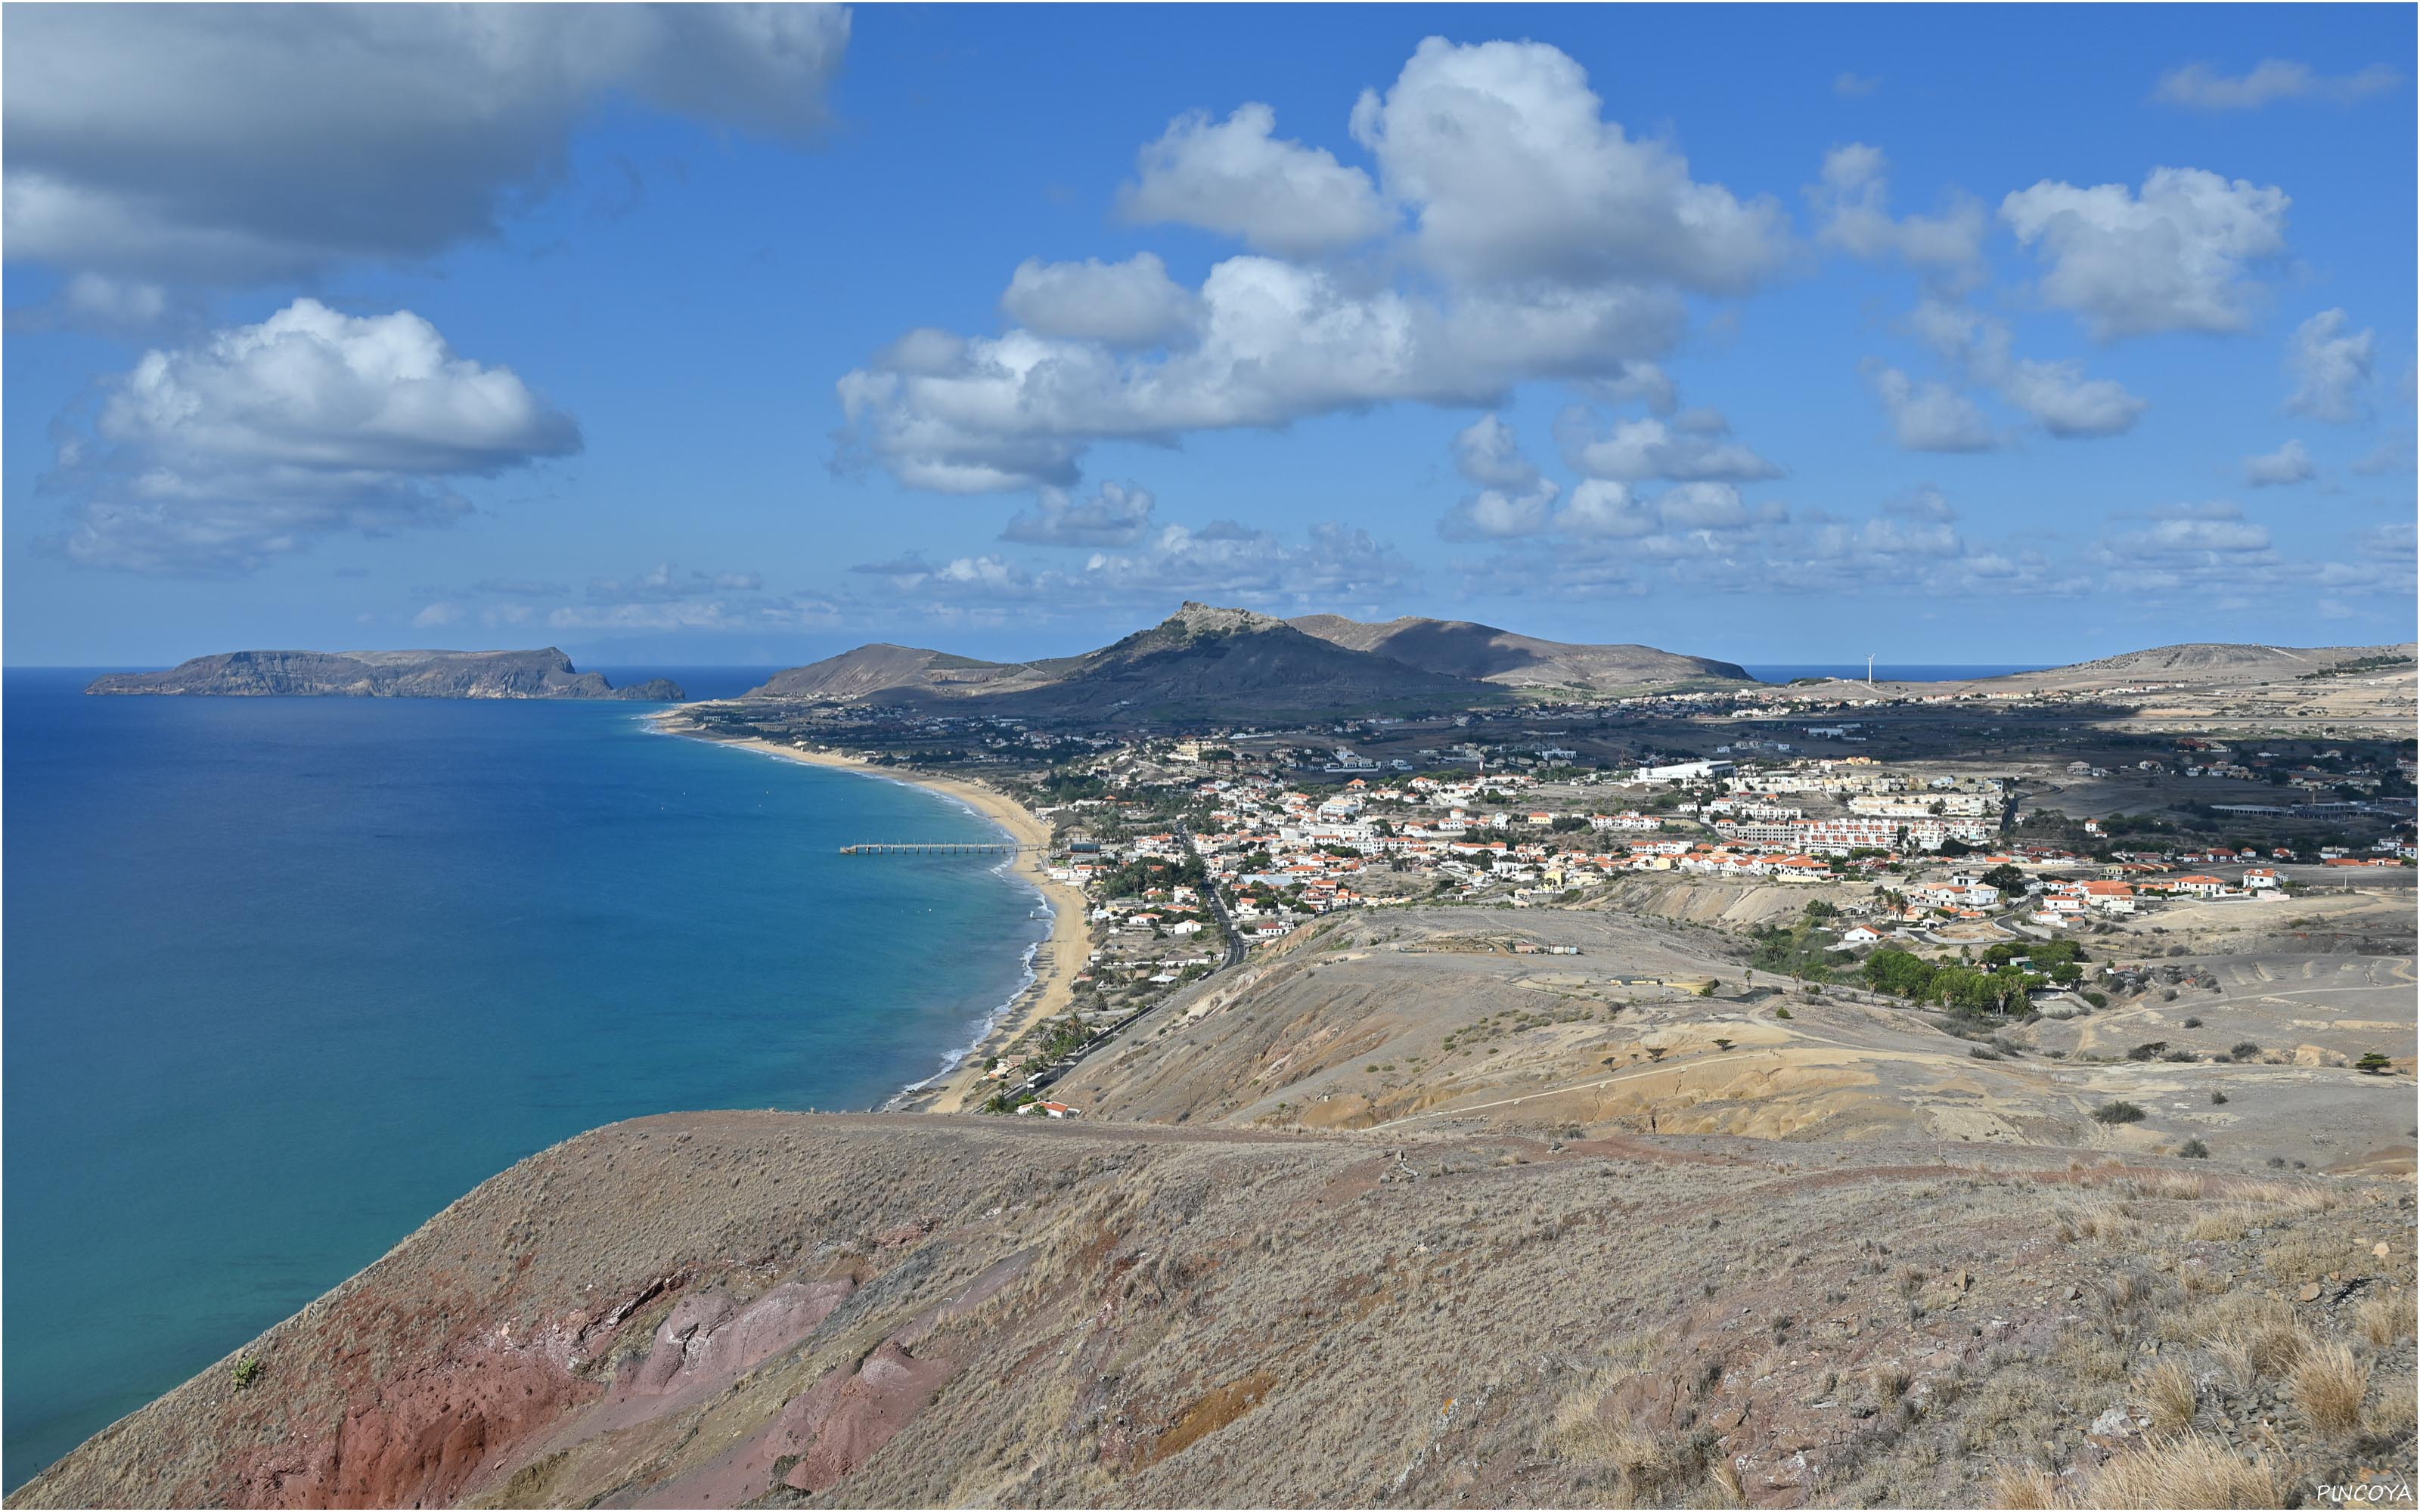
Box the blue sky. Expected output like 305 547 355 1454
5 3 2412 668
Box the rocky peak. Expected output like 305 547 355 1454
1161 602 1293 638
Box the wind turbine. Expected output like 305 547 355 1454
1866 653 1876 689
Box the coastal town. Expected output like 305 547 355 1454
681 659 2416 1117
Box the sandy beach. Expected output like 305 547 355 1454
653 709 1087 1114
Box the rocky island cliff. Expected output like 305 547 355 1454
85 649 683 701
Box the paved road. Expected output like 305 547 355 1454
1016 819 1243 1104
1175 818 1248 969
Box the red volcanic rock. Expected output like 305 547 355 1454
783 1340 957 1495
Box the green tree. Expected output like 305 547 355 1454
1863 947 1935 999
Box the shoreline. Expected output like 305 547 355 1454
652 708 1087 1115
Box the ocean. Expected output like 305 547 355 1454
0 668 1049 1489
1744 665 2047 683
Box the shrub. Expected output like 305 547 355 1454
2356 1051 2394 1074
2082 990 2108 1008
2127 1041 2169 1061
2161 1049 2198 1063
2182 1016 2202 1028
231 1355 264 1391
2229 1041 2260 1059
2094 1100 2147 1124
2288 1340 2368 1436
1773 1005 1792 1019
2176 1138 2209 1159
2211 1090 2228 1105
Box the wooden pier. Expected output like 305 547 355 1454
839 841 1044 856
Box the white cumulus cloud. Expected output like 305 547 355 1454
1349 37 1789 293
2 4 850 281
839 37 1792 501
839 254 1683 493
1000 482 1159 547
1553 408 1783 483
1868 366 1996 452
1904 298 2145 438
50 298 579 574
2284 308 2375 423
1000 254 1197 347
2244 439 2316 488
2001 168 2290 339
1118 104 1394 257
1807 144 1988 288
1439 414 1560 540
1997 358 2149 438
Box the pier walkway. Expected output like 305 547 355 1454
839 841 1045 856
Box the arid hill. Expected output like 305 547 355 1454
85 649 682 701
1289 613 1750 689
1846 643 2417 698
2029 643 2414 683
746 643 1065 702
14 1111 2411 1511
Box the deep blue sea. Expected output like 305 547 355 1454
1744 664 2046 683
1 668 1047 1489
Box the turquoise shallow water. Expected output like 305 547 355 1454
0 669 1047 1488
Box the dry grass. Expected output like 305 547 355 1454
2178 1263 2230 1297
2356 1287 2413 1348
1550 1380 1712 1502
2287 1340 2369 1437
1572 1426 1707 1504
2062 1202 2137 1244
2142 1360 2197 1433
2364 1380 2417 1440
2102 1269 2150 1312
2118 1173 2210 1202
2201 1294 2307 1387
2263 1229 2371 1284
2242 1181 2342 1216
1991 1463 2059 1509
2083 1433 2279 1508
2183 1204 2261 1243
1867 1362 1910 1405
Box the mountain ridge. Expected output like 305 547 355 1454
1287 612 1751 689
744 603 1736 713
